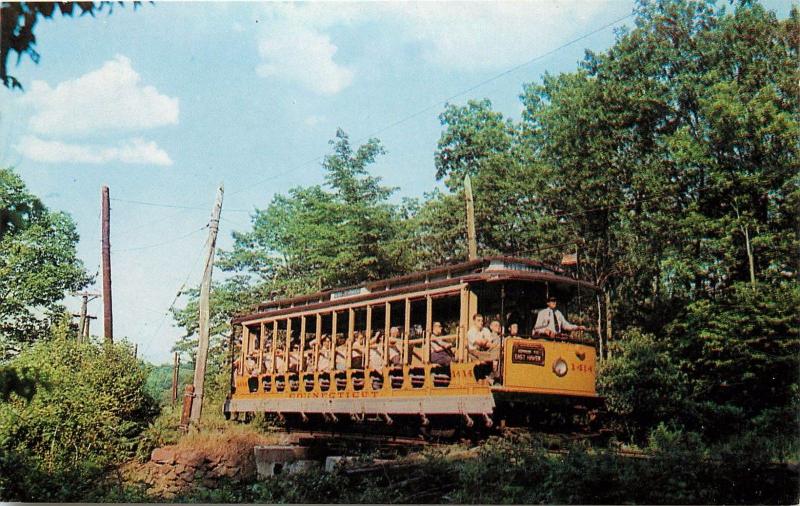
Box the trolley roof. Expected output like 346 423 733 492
232 256 599 325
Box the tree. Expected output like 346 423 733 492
597 329 690 441
666 281 800 444
0 336 157 501
1 2 141 90
0 168 90 360
518 0 799 330
219 128 411 295
172 130 413 400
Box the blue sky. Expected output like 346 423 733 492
1 1 792 364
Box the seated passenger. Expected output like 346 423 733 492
245 352 258 376
468 314 500 382
274 349 287 373
430 321 454 366
316 335 332 370
489 320 503 341
368 330 385 368
335 343 348 370
288 343 300 372
387 326 403 366
351 331 366 369
467 314 498 355
534 297 586 337
508 322 520 338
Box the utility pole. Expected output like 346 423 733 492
464 174 478 261
74 291 100 342
101 186 113 343
190 184 224 425
171 352 180 407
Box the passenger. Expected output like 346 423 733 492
335 336 348 370
388 326 403 366
351 331 366 369
534 297 586 337
468 314 500 382
508 322 520 338
467 314 494 352
368 330 385 368
430 321 454 366
274 349 287 372
288 343 300 372
245 352 258 376
489 320 503 342
313 335 330 370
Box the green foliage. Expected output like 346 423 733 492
598 329 690 441
173 129 416 406
135 404 182 463
666 281 800 445
0 337 158 501
221 128 412 294
144 362 194 405
0 168 90 360
162 434 798 504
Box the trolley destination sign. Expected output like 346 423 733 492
511 342 546 366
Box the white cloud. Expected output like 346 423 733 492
256 1 615 84
16 135 173 166
256 22 354 95
392 1 611 71
23 55 179 136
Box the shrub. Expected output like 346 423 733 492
0 337 158 501
597 329 689 442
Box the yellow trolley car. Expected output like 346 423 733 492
225 256 603 430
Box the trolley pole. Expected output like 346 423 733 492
190 184 224 425
464 174 478 261
101 186 113 343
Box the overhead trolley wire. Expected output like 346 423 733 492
103 12 637 225
110 197 251 213
114 224 209 253
224 12 635 199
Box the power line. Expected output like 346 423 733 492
360 12 635 142
139 229 210 360
114 225 209 252
110 197 251 213
225 12 634 199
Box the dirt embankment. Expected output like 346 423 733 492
123 431 282 499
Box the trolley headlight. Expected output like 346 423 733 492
552 358 568 377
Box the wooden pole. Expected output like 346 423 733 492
101 186 113 343
190 184 224 425
171 352 180 406
464 174 478 261
78 294 88 342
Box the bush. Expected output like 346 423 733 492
0 337 158 501
597 329 689 442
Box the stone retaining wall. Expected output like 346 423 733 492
125 436 264 499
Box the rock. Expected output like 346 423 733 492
286 460 321 474
219 465 238 478
325 456 355 472
151 447 177 464
176 449 205 468
174 463 187 474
